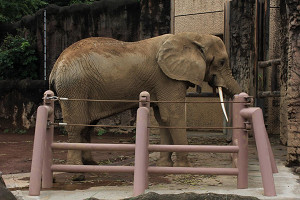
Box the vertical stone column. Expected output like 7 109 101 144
229 0 256 95
279 0 289 145
265 0 281 135
285 0 300 165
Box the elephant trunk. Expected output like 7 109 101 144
224 75 242 98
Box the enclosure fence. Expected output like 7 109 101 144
29 90 278 197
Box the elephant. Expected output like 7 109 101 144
49 32 242 179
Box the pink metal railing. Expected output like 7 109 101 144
29 91 278 197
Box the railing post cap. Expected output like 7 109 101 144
44 90 54 105
239 92 249 97
139 91 150 97
44 90 54 96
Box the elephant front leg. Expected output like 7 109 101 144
158 103 191 167
157 128 174 167
170 128 191 167
153 106 173 166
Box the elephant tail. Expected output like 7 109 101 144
49 68 57 94
49 78 56 92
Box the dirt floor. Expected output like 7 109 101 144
0 128 291 193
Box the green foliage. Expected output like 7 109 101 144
14 128 27 134
69 0 96 5
0 0 47 23
3 129 9 133
58 126 68 135
0 34 38 80
44 0 96 6
2 128 27 134
97 129 107 136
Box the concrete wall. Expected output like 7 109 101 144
174 0 224 35
173 0 226 129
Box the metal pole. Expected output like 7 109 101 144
139 91 150 190
42 90 54 188
133 107 149 196
170 0 175 34
240 108 276 196
29 106 49 196
44 10 47 81
232 93 249 189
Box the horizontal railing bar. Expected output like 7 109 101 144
51 165 134 173
148 166 239 175
51 165 238 176
52 143 135 151
52 143 239 153
148 144 239 153
149 126 245 130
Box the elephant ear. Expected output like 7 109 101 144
156 35 206 86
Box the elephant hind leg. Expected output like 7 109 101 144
61 100 91 181
81 125 98 165
153 106 173 167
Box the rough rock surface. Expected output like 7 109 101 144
123 192 259 200
0 172 17 200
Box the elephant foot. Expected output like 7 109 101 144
82 158 98 165
157 158 173 167
173 160 192 167
72 174 85 181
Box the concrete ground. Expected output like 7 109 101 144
3 132 300 200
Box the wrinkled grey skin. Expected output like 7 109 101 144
50 32 242 180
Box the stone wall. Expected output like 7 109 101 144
0 0 170 131
264 0 281 135
284 0 300 165
229 0 255 95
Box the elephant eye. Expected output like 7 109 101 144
220 59 225 66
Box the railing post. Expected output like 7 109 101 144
29 105 49 196
240 108 277 196
139 91 150 189
133 107 150 196
232 93 249 189
42 90 55 188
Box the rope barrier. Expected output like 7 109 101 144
51 123 136 129
44 96 252 104
50 122 244 130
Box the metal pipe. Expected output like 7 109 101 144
51 165 134 173
44 10 47 81
240 107 277 196
42 90 55 189
139 91 150 190
148 167 239 175
133 107 149 196
258 59 281 68
29 106 49 196
52 143 135 151
148 144 239 153
232 93 249 189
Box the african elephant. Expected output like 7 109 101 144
49 32 242 178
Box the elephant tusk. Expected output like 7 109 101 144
218 87 228 122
